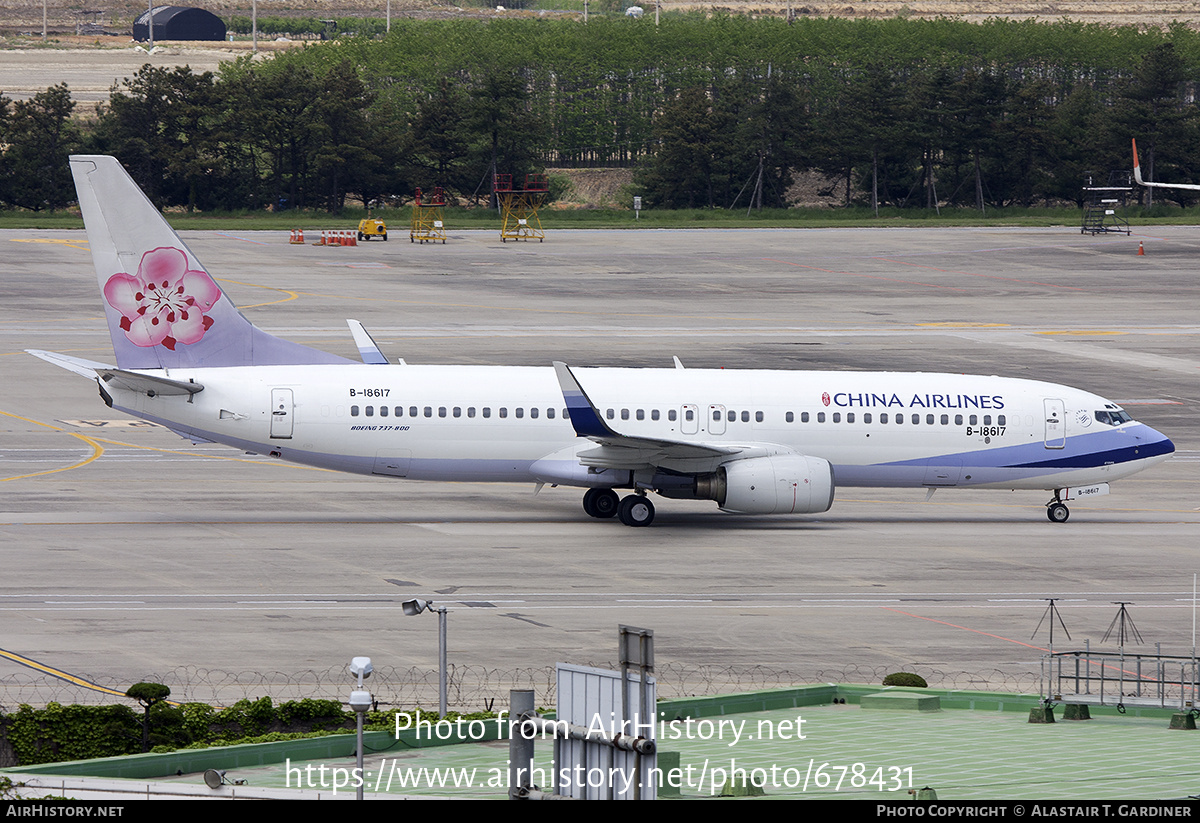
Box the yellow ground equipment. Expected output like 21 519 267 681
357 218 387 241
410 187 447 244
494 174 548 242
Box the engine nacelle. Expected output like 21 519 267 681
696 454 835 514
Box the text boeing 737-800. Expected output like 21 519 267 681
28 156 1174 527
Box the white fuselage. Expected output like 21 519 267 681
107 364 1174 494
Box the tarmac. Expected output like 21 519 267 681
1 224 1198 709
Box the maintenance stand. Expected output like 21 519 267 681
494 173 548 242
410 187 447 244
1081 173 1132 236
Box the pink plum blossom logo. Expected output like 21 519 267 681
103 247 222 350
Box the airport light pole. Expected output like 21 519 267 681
348 657 373 801
403 599 448 716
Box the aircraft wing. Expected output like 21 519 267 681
553 360 743 469
347 319 389 364
1132 139 1200 191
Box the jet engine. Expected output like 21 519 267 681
657 454 835 514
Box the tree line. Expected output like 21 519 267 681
4 15 1200 214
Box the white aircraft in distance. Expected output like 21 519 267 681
29 156 1173 527
1132 137 1200 192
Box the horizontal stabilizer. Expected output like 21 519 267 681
26 349 112 380
97 369 203 396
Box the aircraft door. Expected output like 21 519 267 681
270 388 294 439
681 404 699 435
1043 398 1065 449
708 404 727 435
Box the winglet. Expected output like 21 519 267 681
552 361 617 439
1132 138 1144 185
347 320 389 364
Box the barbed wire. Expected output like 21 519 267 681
0 663 1046 713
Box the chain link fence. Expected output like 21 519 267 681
0 662 1044 712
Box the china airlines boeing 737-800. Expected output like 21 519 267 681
29 156 1174 527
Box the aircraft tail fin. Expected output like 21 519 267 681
69 156 350 370
1132 138 1145 185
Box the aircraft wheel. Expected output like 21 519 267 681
382 232 387 241
582 488 619 519
1047 503 1070 523
592 489 619 518
618 495 654 527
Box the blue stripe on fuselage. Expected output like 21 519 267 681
875 425 1173 472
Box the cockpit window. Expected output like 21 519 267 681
1095 410 1133 426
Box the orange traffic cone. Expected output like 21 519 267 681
1137 241 1145 256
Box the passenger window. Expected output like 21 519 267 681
380 406 388 417
832 413 841 423
607 409 615 420
438 407 447 418
983 415 992 425
351 405 360 416
483 407 491 418
786 411 794 423
881 413 888 423
846 413 854 423
530 408 539 419
636 409 644 421
912 414 920 424
424 407 432 418
801 412 809 423
741 411 750 422
926 414 934 425
940 414 948 425
547 408 555 419
817 412 825 423
755 411 763 422
651 410 659 421
955 414 963 425
516 408 524 418
395 406 403 417
684 409 694 421
621 409 629 420
500 408 508 419
969 415 978 425
366 406 374 417
864 413 872 423
998 415 1006 425
453 407 462 418
468 407 476 418
410 406 418 417
670 410 678 421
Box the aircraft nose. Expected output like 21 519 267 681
1134 424 1174 459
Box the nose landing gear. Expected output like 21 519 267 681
1046 491 1070 523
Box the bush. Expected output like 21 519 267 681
882 672 928 688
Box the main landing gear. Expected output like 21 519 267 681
582 488 619 519
582 488 655 527
1046 491 1070 523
